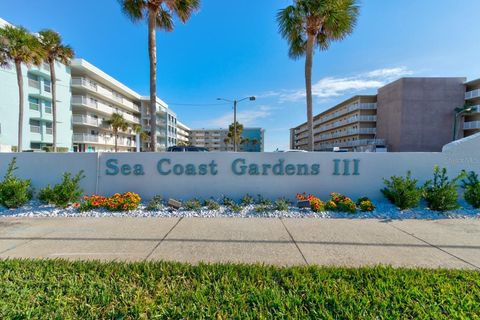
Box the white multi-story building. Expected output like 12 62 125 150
71 59 141 152
140 97 177 151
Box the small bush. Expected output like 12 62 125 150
184 199 202 211
222 196 236 207
462 171 480 208
204 199 220 210
274 198 290 211
381 171 423 210
0 157 33 208
356 197 376 212
39 171 85 208
423 166 465 211
241 194 254 206
255 204 271 213
325 193 356 213
296 193 324 212
229 204 243 213
256 194 272 206
146 195 163 211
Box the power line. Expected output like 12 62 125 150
165 102 231 107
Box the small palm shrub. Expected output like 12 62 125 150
462 171 480 208
356 197 375 212
255 204 271 213
325 193 356 213
184 199 202 211
204 199 220 210
241 194 254 206
381 171 423 210
274 198 290 211
229 204 243 213
0 157 32 208
39 171 85 208
146 195 163 211
222 196 236 207
423 166 465 211
256 194 272 206
296 193 325 212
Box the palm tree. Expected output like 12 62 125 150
38 30 74 152
103 113 129 152
224 121 250 150
133 124 150 151
119 0 200 152
0 26 43 152
0 34 9 67
277 0 359 151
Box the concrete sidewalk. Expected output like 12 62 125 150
0 217 479 269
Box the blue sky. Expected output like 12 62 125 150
2 0 480 150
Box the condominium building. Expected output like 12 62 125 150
176 121 190 145
190 127 264 152
464 79 480 136
140 97 178 151
290 77 476 152
71 59 141 152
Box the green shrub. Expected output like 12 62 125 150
256 194 272 206
461 171 480 209
204 199 220 210
0 157 33 208
356 197 376 212
423 166 465 211
184 199 202 211
146 195 163 211
222 196 236 207
39 171 85 208
255 204 271 213
241 194 254 206
274 198 290 211
229 204 243 213
381 171 423 210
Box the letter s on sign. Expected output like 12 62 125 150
105 159 119 176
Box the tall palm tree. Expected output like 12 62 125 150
103 113 129 152
119 0 200 152
277 0 359 151
224 121 250 150
38 30 74 152
0 34 9 67
0 26 43 152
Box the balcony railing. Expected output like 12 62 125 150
317 103 377 124
71 77 140 112
319 128 377 140
71 95 140 124
72 114 103 127
315 115 377 133
318 138 386 150
73 133 136 147
465 89 480 100
464 121 480 130
28 78 41 89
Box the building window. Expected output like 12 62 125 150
30 142 41 150
44 79 51 93
28 74 40 89
46 122 53 135
29 97 40 111
30 119 41 133
44 101 52 114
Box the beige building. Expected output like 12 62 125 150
190 128 264 152
291 77 478 152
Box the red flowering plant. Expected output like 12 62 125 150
325 192 357 213
78 192 141 212
296 193 325 212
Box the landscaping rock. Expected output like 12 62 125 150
168 199 182 210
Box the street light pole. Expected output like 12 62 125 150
217 96 256 152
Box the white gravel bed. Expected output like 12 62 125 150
0 200 479 219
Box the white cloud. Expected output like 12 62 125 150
261 66 413 103
208 105 273 127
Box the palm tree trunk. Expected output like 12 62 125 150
15 61 24 152
49 60 57 152
148 10 157 152
114 129 118 152
305 34 315 152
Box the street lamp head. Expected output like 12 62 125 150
249 96 256 101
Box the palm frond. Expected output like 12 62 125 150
119 0 147 22
156 8 175 31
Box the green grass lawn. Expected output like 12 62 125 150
0 260 479 319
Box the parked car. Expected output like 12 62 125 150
167 146 209 152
